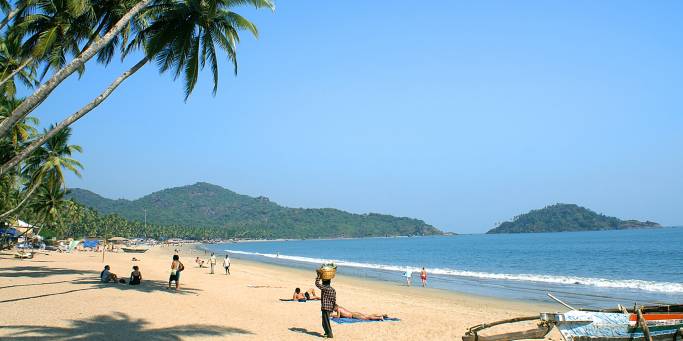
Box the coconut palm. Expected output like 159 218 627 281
0 124 82 219
0 0 154 139
0 0 273 177
0 34 37 96
26 174 67 235
0 96 38 147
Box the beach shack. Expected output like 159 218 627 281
107 237 128 251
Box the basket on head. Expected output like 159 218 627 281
320 267 336 280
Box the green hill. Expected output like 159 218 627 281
66 182 442 239
487 203 660 234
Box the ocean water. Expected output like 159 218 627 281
203 227 683 309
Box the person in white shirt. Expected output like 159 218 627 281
209 253 217 274
403 270 412 286
223 254 231 275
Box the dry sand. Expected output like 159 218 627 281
0 245 562 340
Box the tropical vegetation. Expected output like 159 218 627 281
65 182 443 239
487 203 661 234
0 0 274 242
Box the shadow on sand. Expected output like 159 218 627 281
0 265 95 278
3 312 252 340
288 327 325 338
0 263 202 304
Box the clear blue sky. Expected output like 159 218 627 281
27 1 683 233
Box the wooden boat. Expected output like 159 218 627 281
463 302 683 341
121 246 149 253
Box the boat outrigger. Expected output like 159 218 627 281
463 294 683 341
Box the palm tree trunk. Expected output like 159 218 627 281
0 57 149 177
0 57 34 88
0 180 41 219
0 0 153 139
0 7 20 31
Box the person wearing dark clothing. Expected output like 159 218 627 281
316 271 336 338
129 265 142 285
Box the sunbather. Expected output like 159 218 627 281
305 288 321 300
293 288 306 301
333 305 388 321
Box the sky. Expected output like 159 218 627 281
26 1 683 233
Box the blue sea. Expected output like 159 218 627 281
203 227 683 308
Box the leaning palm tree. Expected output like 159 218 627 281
0 0 154 139
0 124 82 219
0 0 274 177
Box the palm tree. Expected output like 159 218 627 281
0 96 38 147
0 0 154 139
0 124 82 219
26 174 67 236
0 0 274 177
0 34 37 96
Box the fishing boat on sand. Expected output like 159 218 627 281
121 246 150 253
462 294 683 341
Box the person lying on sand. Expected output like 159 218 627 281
333 305 389 321
293 288 306 301
292 287 321 301
305 288 320 300
100 265 119 283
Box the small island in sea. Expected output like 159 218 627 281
487 203 661 234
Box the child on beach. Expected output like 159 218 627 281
316 270 336 338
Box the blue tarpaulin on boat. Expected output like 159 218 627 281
82 240 100 248
0 228 19 237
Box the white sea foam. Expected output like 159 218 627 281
224 249 683 294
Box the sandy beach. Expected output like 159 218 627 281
0 245 562 340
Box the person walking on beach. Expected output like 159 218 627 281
420 267 427 288
169 254 184 290
403 269 413 286
209 253 216 274
223 254 231 275
316 270 336 338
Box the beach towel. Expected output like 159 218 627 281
331 317 400 324
279 299 312 302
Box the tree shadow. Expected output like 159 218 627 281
3 312 252 340
0 266 94 278
0 277 202 304
0 279 74 290
288 327 325 338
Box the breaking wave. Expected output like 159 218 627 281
224 249 683 294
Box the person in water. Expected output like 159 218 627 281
420 267 427 288
316 270 336 338
333 305 389 321
129 265 142 285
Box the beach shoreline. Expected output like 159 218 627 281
0 244 561 340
